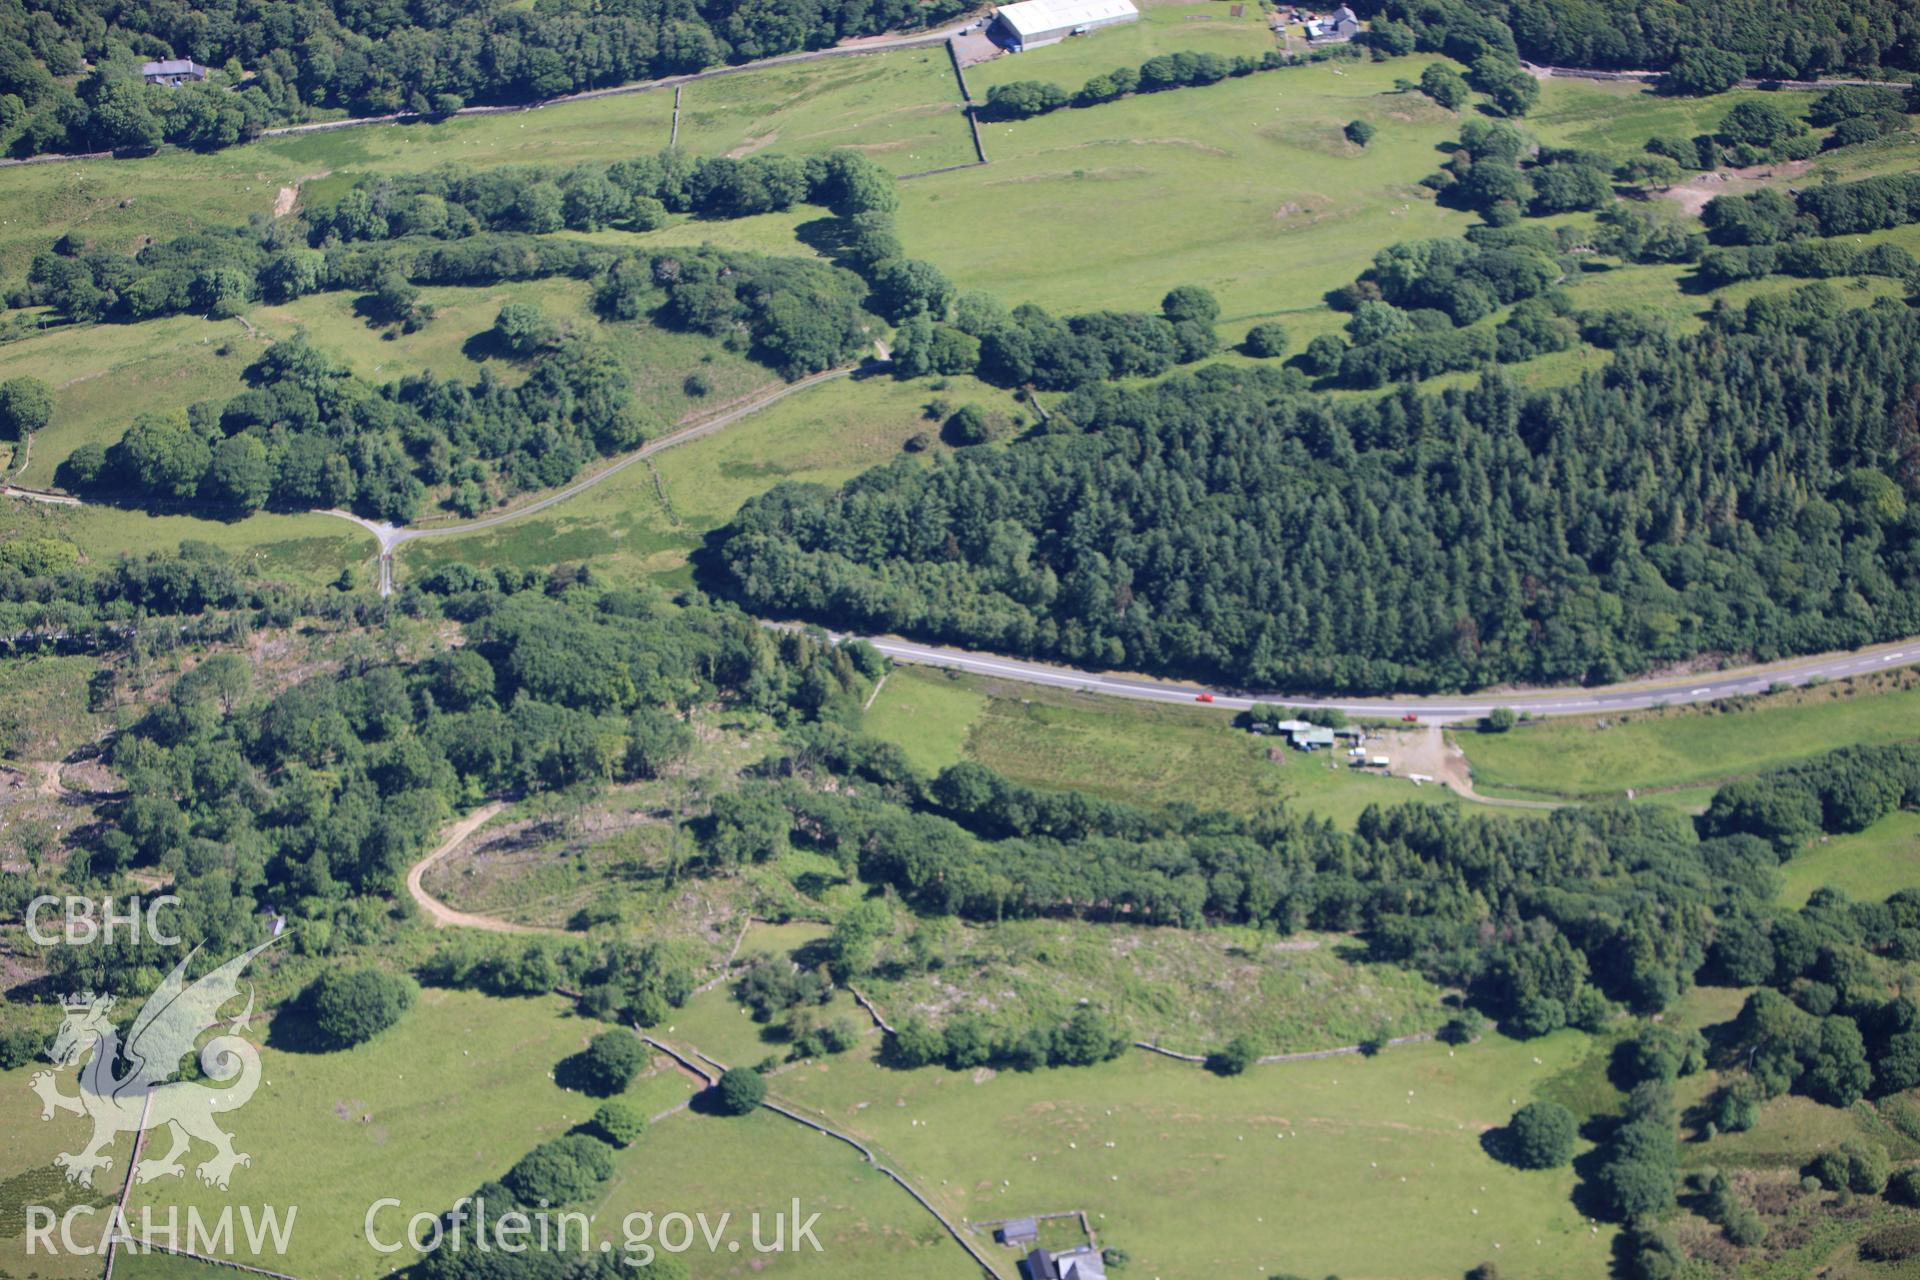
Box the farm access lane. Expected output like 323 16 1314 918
329 363 862 595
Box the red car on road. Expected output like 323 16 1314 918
1401 713 1419 722
1195 693 1215 703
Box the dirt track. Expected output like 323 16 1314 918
403 802 559 933
1386 727 1565 811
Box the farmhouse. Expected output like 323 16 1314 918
1023 1244 1108 1280
998 1217 1040 1247
1304 5 1361 41
1262 719 1364 750
141 59 209 85
992 0 1139 51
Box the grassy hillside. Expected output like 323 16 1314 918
901 56 1477 339
1453 671 1920 804
966 0 1276 93
589 1107 980 1279
0 45 963 282
1779 811 1920 908
0 499 371 589
1 990 612 1278
399 372 1026 588
672 46 974 173
861 921 1451 1052
764 1015 1612 1279
864 666 1464 827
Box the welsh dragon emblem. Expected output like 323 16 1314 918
31 937 280 1190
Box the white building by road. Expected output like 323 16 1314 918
992 0 1139 51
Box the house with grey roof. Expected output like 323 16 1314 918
1024 1244 1108 1280
1305 5 1361 40
141 59 209 86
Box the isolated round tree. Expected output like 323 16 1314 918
715 1066 766 1115
1161 284 1220 327
1243 322 1289 358
494 302 553 356
593 1101 645 1148
307 968 416 1050
1206 1035 1262 1076
0 376 52 441
579 1030 646 1096
944 404 995 446
1303 333 1348 376
1504 1100 1577 1168
502 1134 615 1206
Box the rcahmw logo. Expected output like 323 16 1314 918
31 935 282 1190
27 1204 298 1258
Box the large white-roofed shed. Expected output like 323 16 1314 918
992 0 1139 50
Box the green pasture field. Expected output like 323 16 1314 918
862 921 1451 1052
0 152 299 286
674 47 974 174
5 232 801 493
0 989 624 1278
862 665 1465 827
888 65 1900 361
249 276 604 387
255 273 781 435
398 371 1026 588
859 667 990 774
0 498 373 589
1 312 263 488
0 1059 112 1280
759 1014 1614 1280
0 45 956 284
660 977 877 1072
1779 811 1920 909
571 204 826 260
898 56 1478 336
588 1106 979 1280
964 0 1278 97
1451 671 1920 804
113 1254 245 1280
734 918 835 960
1524 77 1818 161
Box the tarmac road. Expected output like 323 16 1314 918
831 631 1920 724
